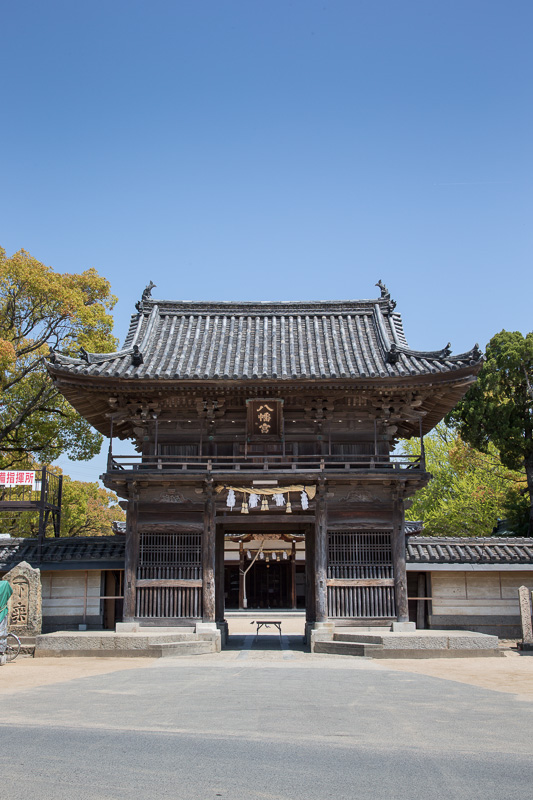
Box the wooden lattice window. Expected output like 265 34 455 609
327 530 395 618
327 531 393 579
138 532 202 580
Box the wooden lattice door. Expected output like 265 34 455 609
327 531 396 619
136 531 202 619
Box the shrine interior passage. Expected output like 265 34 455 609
224 531 306 610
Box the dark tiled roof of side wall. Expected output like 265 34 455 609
406 537 533 565
0 536 126 571
2 535 533 571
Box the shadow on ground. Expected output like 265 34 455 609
225 633 308 653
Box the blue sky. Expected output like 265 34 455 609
1 1 531 482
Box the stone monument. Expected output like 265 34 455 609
518 585 533 652
3 561 42 637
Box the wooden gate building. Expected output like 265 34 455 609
47 283 482 632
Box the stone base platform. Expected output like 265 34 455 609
34 627 221 658
310 628 501 658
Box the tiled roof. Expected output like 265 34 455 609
406 537 533 565
2 534 532 572
0 536 125 571
48 296 482 382
404 521 424 535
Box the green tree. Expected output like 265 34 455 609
403 424 527 536
0 472 125 538
60 477 125 537
0 247 117 468
446 330 533 536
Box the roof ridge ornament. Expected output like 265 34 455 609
375 279 390 300
131 345 144 366
376 280 396 312
135 281 156 313
385 343 400 365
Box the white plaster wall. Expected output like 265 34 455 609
41 570 102 617
431 571 533 616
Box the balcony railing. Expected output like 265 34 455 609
107 453 424 474
0 467 63 538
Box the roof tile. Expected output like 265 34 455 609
48 298 482 382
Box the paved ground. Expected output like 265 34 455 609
1 635 532 799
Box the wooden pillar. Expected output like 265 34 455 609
215 525 225 623
417 573 426 630
202 480 216 622
238 542 245 610
314 481 328 623
392 494 409 623
123 483 139 621
291 540 296 609
305 524 316 623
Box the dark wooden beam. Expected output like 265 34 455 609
327 578 394 587
215 515 315 525
136 579 202 588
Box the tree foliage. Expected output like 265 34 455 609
59 477 125 537
0 247 117 468
446 330 533 535
403 425 527 537
0 472 125 538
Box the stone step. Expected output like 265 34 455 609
14 636 36 656
34 629 221 658
334 633 386 644
313 640 381 657
311 629 502 658
149 640 216 657
138 626 196 634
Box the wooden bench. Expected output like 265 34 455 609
251 620 282 638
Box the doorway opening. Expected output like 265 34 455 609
222 530 307 611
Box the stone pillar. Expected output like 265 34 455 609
4 561 42 636
123 484 139 622
518 585 533 651
314 481 328 623
391 494 410 624
202 480 216 622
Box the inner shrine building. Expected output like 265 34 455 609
48 283 482 633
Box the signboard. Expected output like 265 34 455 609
0 471 36 487
246 399 283 440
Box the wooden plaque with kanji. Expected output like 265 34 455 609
247 399 283 440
